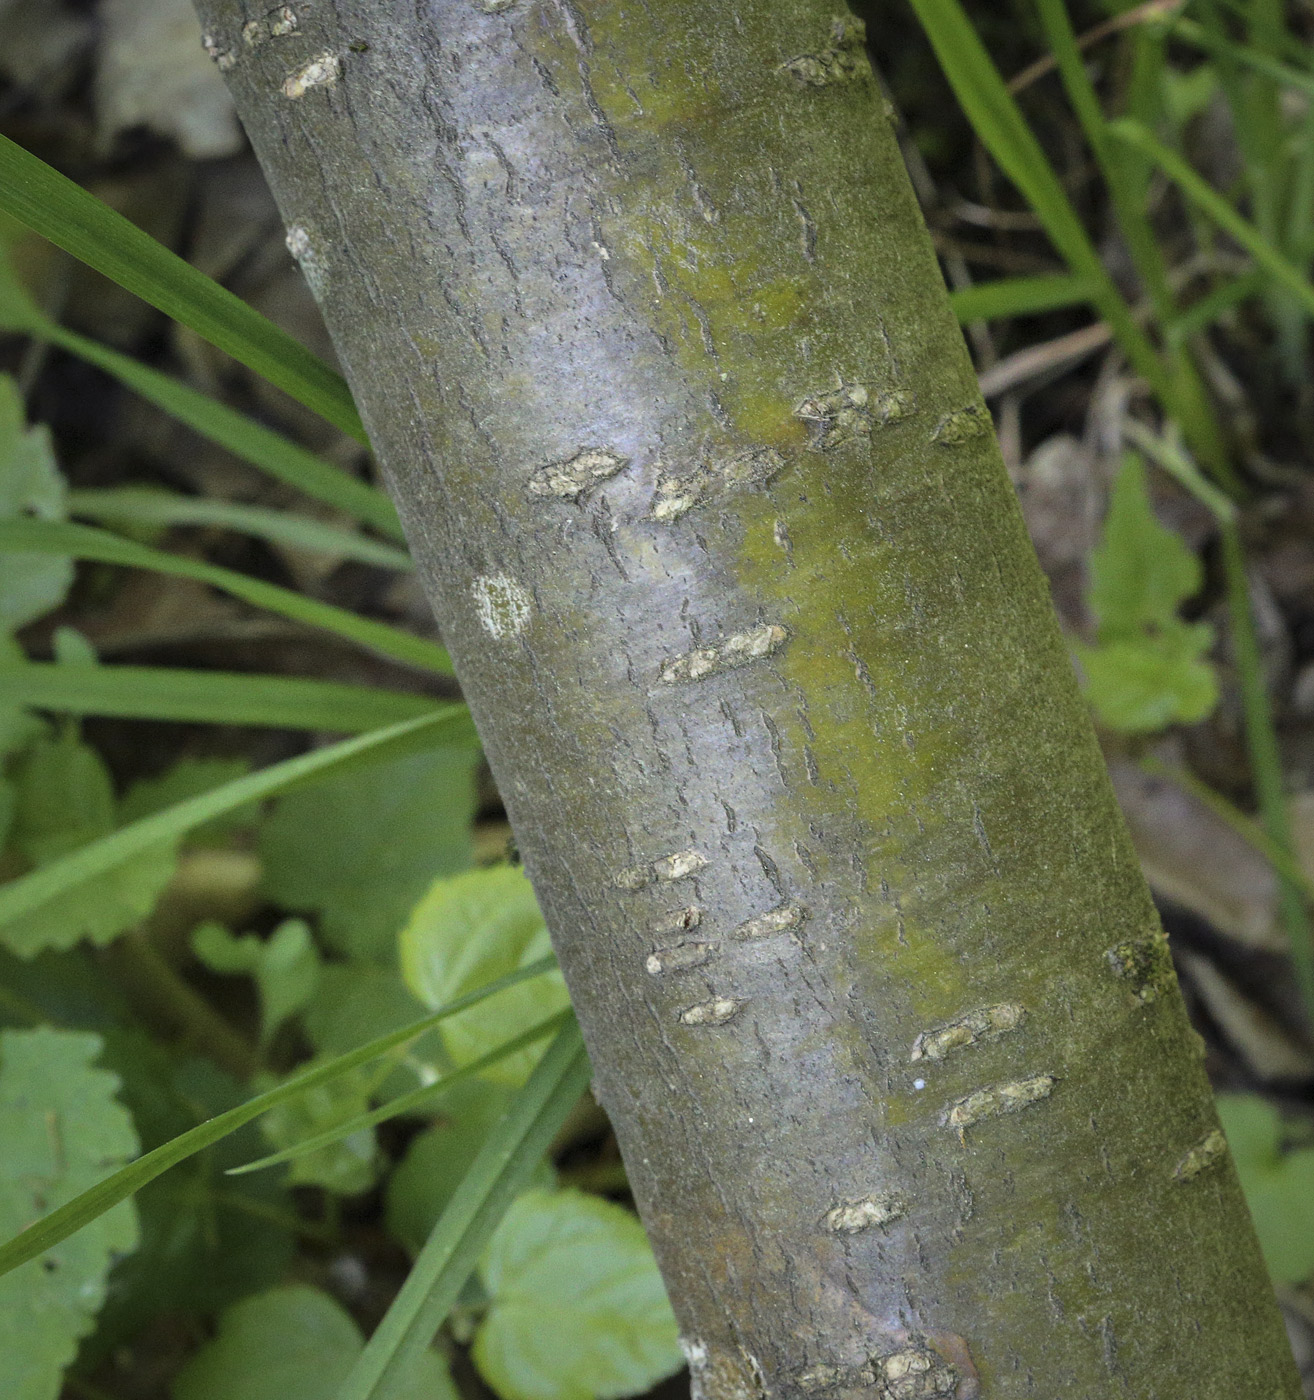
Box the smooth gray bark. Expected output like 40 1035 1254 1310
196 2 1300 1396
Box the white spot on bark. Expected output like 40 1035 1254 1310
244 7 297 45
910 1003 1026 1062
201 32 237 70
823 1193 905 1234
913 1078 926 1091
282 52 341 99
931 403 991 446
472 574 533 640
659 624 788 685
646 941 714 975
284 224 326 296
527 447 627 501
946 1073 1056 1134
1173 1128 1227 1182
733 901 806 940
876 1347 958 1400
678 996 744 1027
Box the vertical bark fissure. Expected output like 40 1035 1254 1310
198 2 1299 1395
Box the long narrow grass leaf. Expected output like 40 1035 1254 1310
0 134 365 442
229 1010 573 1176
0 708 474 933
44 323 400 536
1166 16 1314 102
0 519 448 673
1163 270 1265 347
334 1019 590 1400
0 956 557 1279
948 273 1095 322
906 0 1227 475
0 662 440 731
68 487 411 570
1109 119 1314 319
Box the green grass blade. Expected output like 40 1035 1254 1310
0 519 449 674
68 487 411 570
334 1018 590 1400
228 1010 573 1176
906 0 1228 478
1163 270 1265 348
0 662 440 731
0 134 365 442
0 956 556 1279
44 323 400 538
1109 120 1314 319
1167 17 1314 103
948 273 1095 322
0 707 474 933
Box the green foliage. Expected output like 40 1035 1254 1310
261 745 479 961
257 1059 380 1195
2 729 177 957
0 1028 138 1400
1078 454 1217 733
474 1189 682 1400
0 374 71 633
401 866 571 1084
192 919 321 1044
173 1286 456 1400
1216 1093 1314 1285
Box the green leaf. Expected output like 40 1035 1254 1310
262 746 479 961
0 374 72 632
386 1081 521 1256
0 953 554 1279
192 919 321 1043
304 963 439 1097
0 134 365 442
400 867 571 1083
333 1018 590 1400
175 1286 456 1400
119 756 254 833
0 661 442 733
948 273 1095 323
0 1027 139 1400
474 1188 682 1400
257 1060 379 1195
1079 626 1219 733
1216 1093 1314 1284
68 487 411 569
1109 119 1314 322
1088 454 1203 639
0 518 450 675
2 732 177 957
89 1036 294 1353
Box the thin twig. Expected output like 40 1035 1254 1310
1008 0 1187 95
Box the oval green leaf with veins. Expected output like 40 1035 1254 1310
400 866 570 1085
474 1188 683 1400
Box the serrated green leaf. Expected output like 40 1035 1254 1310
0 1027 139 1400
262 746 479 962
1217 1093 1314 1284
174 1286 456 1400
474 1189 682 1400
257 1061 378 1195
0 374 71 632
400 867 570 1084
1089 454 1203 640
2 732 177 957
1079 623 1219 733
192 919 321 1043
89 1035 293 1354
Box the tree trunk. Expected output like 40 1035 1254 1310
195 2 1300 1394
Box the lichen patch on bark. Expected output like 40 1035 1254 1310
1106 929 1177 1003
282 52 341 98
651 445 785 523
823 1192 905 1233
930 404 991 447
778 17 871 87
678 996 744 1026
646 940 715 975
733 901 806 940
